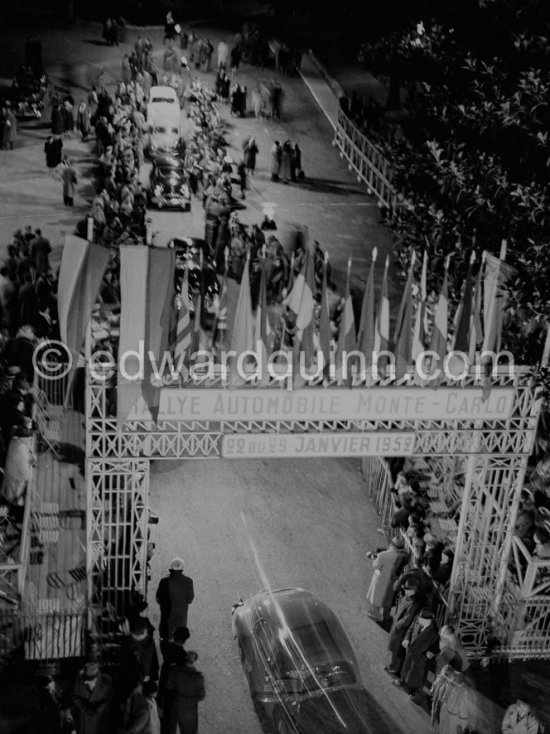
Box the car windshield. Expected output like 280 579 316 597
151 96 175 104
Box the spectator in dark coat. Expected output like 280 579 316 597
393 608 439 703
386 578 422 676
156 558 194 652
17 271 36 327
119 679 150 734
393 560 433 604
30 229 52 273
280 140 292 182
291 142 302 182
72 662 113 734
432 549 454 585
119 619 159 689
163 651 205 734
44 135 63 171
243 136 258 175
4 325 37 379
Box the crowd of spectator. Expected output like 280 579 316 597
0 227 58 563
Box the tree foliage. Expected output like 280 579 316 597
357 0 550 359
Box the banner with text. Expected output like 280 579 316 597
126 387 515 423
221 432 416 458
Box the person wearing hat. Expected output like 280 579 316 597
72 661 113 734
501 699 544 734
156 558 194 657
163 650 205 734
394 608 439 703
119 618 159 696
158 625 190 715
386 578 422 677
365 535 409 624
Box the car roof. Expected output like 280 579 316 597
149 85 178 98
252 588 330 620
245 588 360 676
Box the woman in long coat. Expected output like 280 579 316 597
365 535 408 622
280 140 292 182
44 135 63 170
244 137 258 174
122 54 132 84
77 101 91 140
291 143 302 181
61 158 77 206
270 140 281 181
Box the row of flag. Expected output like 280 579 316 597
169 239 512 388
55 235 513 425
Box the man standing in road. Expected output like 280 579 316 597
163 650 205 734
156 558 195 657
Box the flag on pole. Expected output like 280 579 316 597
174 267 192 382
452 252 475 352
335 256 357 383
192 249 208 357
393 251 416 345
318 252 332 379
255 264 271 385
212 273 228 354
231 254 255 382
374 256 391 376
117 246 149 425
357 247 377 369
284 248 316 331
412 249 428 361
482 242 514 354
469 259 484 364
428 257 450 380
142 248 175 422
394 252 416 380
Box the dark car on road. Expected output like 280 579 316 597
148 155 191 210
232 588 392 734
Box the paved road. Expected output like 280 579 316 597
0 18 431 734
146 457 432 734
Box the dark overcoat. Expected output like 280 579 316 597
400 619 439 690
387 593 421 654
72 671 113 734
165 664 205 734
156 571 195 639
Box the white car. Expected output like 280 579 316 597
147 85 181 156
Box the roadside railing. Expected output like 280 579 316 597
334 106 398 213
0 610 86 661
